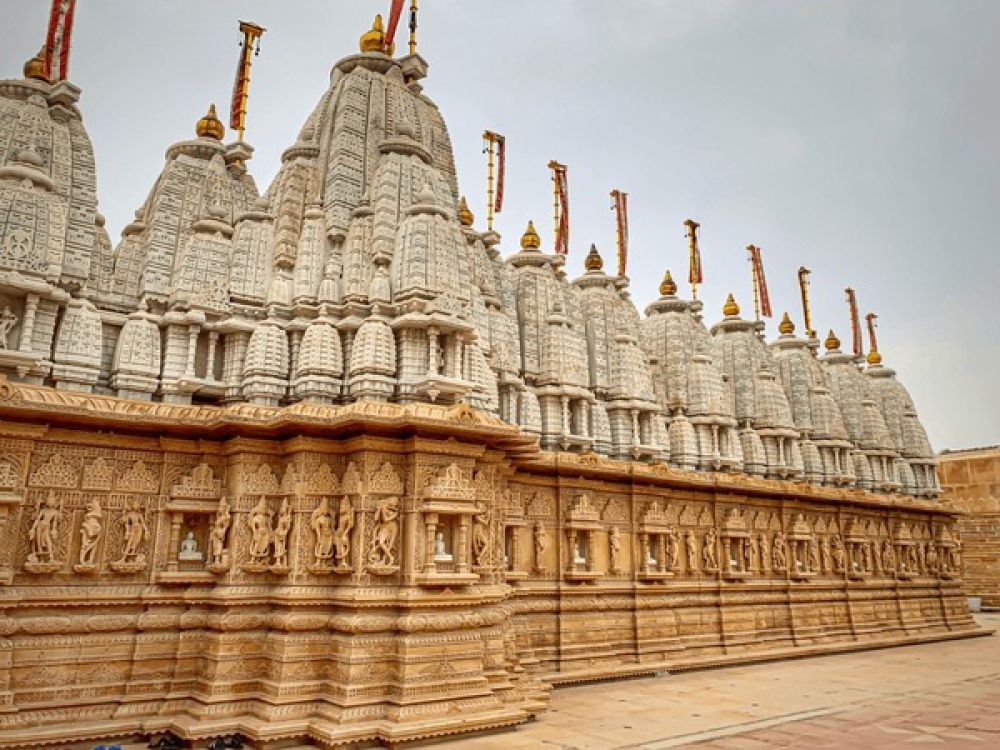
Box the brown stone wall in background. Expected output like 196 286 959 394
939 447 1000 607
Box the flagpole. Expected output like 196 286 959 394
748 245 761 321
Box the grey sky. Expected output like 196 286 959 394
2 1 997 450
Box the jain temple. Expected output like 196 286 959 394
0 5 982 750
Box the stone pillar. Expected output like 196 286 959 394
18 294 38 353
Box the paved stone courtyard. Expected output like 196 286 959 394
438 613 1000 749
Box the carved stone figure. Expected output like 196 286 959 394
685 529 698 572
178 532 202 561
472 505 490 566
333 496 354 568
772 531 787 571
926 543 939 573
368 496 400 569
208 496 231 566
0 305 17 349
808 536 820 572
882 538 896 573
271 498 292 569
831 534 846 572
434 530 452 561
820 535 831 573
745 532 758 572
248 496 272 564
758 532 770 573
117 497 148 565
533 522 548 573
608 527 621 572
666 527 679 570
27 491 62 566
702 527 718 570
77 497 102 567
310 497 335 565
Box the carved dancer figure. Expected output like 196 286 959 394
758 532 770 573
772 531 787 571
666 527 679 570
248 496 271 564
28 491 62 564
0 305 17 349
745 532 758 573
882 538 896 573
77 497 102 566
685 529 698 572
271 498 292 568
333 496 354 567
118 496 149 564
831 534 846 572
608 526 621 572
820 536 832 573
368 496 400 568
808 536 821 573
208 496 231 565
533 521 548 572
702 527 718 570
310 497 335 565
472 504 490 565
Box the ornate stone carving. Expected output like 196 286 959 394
110 496 149 573
206 495 231 572
25 491 64 573
73 496 102 573
367 495 400 574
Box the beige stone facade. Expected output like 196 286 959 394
939 446 1000 607
0 380 982 749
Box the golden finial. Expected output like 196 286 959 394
23 47 48 82
866 349 882 366
196 104 225 141
723 293 740 317
458 196 474 227
824 329 841 351
659 270 677 297
584 244 604 272
360 14 389 54
521 220 541 250
778 311 795 335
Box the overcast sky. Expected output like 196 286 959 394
2 1 997 450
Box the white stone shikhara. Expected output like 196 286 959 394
0 47 939 497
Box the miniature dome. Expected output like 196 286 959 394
112 306 162 378
243 319 289 379
196 104 225 141
778 312 795 335
350 317 396 377
296 315 344 378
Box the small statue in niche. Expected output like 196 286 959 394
863 539 874 572
333 496 354 568
178 532 203 561
608 526 621 572
572 536 586 565
310 497 335 566
926 543 939 573
758 532 771 573
745 532 758 573
368 496 400 569
820 535 832 573
831 534 846 572
685 529 698 573
772 531 788 571
117 496 149 565
882 538 896 572
0 305 17 349
808 536 821 572
533 521 548 573
207 496 231 566
77 497 103 567
27 491 62 566
434 530 452 561
472 505 491 566
271 497 292 569
702 527 718 570
248 496 272 565
666 527 679 570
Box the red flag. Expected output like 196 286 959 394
611 190 629 277
846 288 863 357
384 0 406 53
44 0 77 83
495 135 506 213
230 44 251 131
749 245 772 318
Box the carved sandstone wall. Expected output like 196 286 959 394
939 446 1000 607
0 378 981 750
